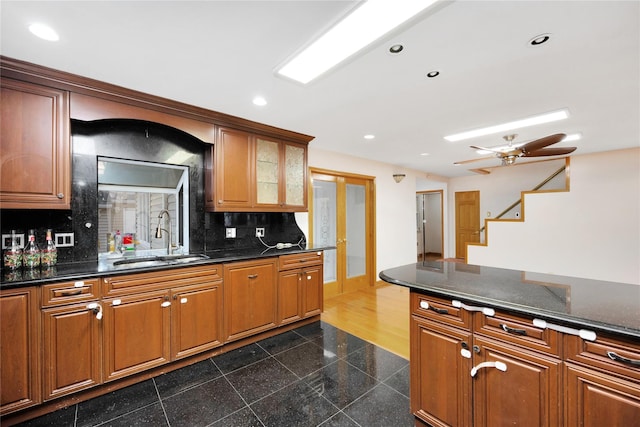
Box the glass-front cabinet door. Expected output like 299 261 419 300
255 138 307 211
255 138 280 206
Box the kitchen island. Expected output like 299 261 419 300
380 261 640 427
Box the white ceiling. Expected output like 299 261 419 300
1 0 638 178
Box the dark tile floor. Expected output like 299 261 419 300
17 321 413 427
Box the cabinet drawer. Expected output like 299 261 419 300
279 252 323 270
103 264 222 297
41 279 100 307
565 333 640 381
474 310 560 357
411 292 472 330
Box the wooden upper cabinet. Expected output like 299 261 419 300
207 127 253 211
0 78 70 209
207 127 308 212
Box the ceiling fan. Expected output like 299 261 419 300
454 133 577 166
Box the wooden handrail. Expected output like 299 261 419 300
479 166 566 233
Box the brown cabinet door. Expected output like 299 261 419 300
209 127 253 211
472 336 561 427
278 270 302 325
302 266 323 317
565 363 640 427
0 287 40 415
171 281 223 359
42 302 102 399
0 78 70 209
224 259 277 341
411 315 472 427
103 290 171 381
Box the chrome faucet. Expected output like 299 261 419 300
155 209 173 255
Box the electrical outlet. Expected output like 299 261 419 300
55 233 75 247
255 228 265 237
2 233 25 250
225 228 236 238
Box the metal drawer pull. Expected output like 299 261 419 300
500 323 527 336
60 289 83 296
247 274 258 279
452 300 495 316
471 361 507 377
532 318 597 341
418 300 448 314
607 351 640 367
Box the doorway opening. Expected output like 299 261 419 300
309 168 375 299
416 190 443 262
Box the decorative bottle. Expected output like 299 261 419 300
41 229 57 268
3 230 23 270
23 229 41 269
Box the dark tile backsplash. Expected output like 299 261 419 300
1 119 304 264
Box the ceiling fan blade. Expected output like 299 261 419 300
470 145 504 154
454 156 496 165
525 146 577 157
522 133 566 153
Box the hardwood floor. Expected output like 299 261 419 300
321 282 410 360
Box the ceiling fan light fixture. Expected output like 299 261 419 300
276 0 438 84
444 109 569 142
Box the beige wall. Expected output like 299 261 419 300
304 147 639 285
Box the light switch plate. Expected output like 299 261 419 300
55 233 74 247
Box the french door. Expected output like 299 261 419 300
309 169 375 298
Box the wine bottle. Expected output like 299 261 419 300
23 229 41 269
41 229 57 268
3 230 23 270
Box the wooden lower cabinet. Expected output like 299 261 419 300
565 363 640 426
224 258 278 341
103 290 171 381
472 336 561 427
42 302 102 399
278 253 323 325
171 281 223 359
410 315 472 427
0 287 40 415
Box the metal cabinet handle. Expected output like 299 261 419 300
60 289 83 296
500 323 527 336
470 361 507 377
607 351 640 367
248 274 258 279
418 300 448 315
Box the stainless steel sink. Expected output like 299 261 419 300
112 253 209 268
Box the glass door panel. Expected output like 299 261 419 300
345 183 365 278
312 179 337 289
284 144 305 206
256 138 279 205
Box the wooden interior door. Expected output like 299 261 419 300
310 170 375 298
455 191 480 259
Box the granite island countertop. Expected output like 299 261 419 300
380 261 640 341
1 245 332 289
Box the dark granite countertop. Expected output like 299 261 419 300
1 245 332 289
380 261 640 341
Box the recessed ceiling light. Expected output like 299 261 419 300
529 33 551 46
364 134 375 140
276 0 438 84
562 133 582 142
389 44 404 54
420 152 430 156
444 109 570 142
28 23 59 41
252 96 267 106
426 70 440 78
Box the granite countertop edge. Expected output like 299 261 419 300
379 269 640 341
1 246 333 289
